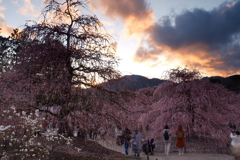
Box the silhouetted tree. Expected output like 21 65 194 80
0 0 132 136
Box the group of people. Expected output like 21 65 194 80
122 128 152 157
122 124 240 159
122 124 186 157
162 125 186 156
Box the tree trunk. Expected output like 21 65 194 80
58 121 73 137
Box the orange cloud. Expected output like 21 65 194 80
163 45 239 77
18 0 41 17
0 4 6 19
134 33 238 77
0 5 14 36
0 22 14 36
89 0 154 35
0 13 4 19
133 0 240 77
0 6 5 11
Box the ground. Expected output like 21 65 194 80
51 136 235 160
70 137 133 160
140 152 234 160
96 136 235 160
0 135 235 160
51 135 236 160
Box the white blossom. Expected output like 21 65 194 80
0 125 11 131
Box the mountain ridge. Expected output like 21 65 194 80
101 74 240 92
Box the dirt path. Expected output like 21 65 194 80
96 139 235 160
140 152 234 160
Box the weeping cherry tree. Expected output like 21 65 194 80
143 67 240 145
0 0 133 136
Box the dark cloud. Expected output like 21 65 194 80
135 0 240 76
152 1 240 49
210 42 240 70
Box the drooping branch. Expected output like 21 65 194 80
163 67 202 83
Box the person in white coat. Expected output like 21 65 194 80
230 130 240 160
131 129 144 157
162 125 171 156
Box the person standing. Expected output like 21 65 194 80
142 138 155 155
176 125 186 155
149 138 155 155
124 138 130 156
163 125 171 155
131 129 143 157
123 128 131 156
230 130 240 160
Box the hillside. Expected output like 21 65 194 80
102 74 240 92
204 74 240 92
101 75 166 91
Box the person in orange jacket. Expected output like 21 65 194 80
176 125 186 155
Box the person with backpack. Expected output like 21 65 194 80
176 125 186 155
163 125 171 155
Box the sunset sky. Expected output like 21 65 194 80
1 0 240 78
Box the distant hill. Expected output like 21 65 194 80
122 75 166 90
203 75 240 93
101 75 166 91
101 74 240 92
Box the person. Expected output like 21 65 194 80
163 125 171 155
142 138 155 155
142 140 149 155
176 125 186 155
131 129 143 157
122 128 131 156
229 123 237 130
41 120 47 133
148 138 155 155
124 137 130 156
230 130 240 160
